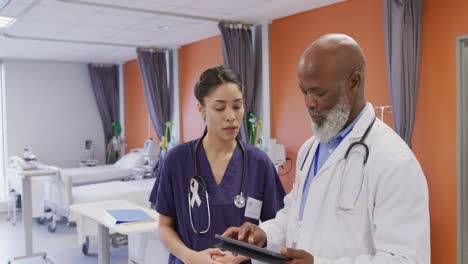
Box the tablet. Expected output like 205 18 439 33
214 234 292 264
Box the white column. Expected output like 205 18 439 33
172 48 180 143
118 64 125 138
257 23 271 143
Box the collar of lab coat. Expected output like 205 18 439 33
305 103 376 177
345 103 375 140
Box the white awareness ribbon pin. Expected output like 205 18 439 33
190 178 202 208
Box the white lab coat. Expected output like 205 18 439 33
260 104 430 263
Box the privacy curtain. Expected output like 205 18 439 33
88 64 119 151
136 48 172 141
218 21 256 142
383 0 422 147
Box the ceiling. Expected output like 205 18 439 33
0 0 345 63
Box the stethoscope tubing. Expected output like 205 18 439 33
188 133 247 233
298 116 376 211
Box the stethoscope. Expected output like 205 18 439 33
188 133 247 234
300 116 376 211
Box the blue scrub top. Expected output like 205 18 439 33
155 139 286 264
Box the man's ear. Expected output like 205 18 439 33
348 70 362 91
197 103 206 121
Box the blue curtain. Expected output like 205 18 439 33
384 0 422 147
136 48 172 141
88 64 119 163
219 21 256 143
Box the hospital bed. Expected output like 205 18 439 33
44 139 160 231
43 150 152 232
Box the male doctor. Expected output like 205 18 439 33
223 33 430 263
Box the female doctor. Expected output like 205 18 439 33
155 66 286 264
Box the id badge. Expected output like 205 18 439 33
244 197 262 220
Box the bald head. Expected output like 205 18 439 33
298 34 367 136
299 34 366 86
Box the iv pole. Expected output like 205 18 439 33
375 105 392 122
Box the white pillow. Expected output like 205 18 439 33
114 152 145 169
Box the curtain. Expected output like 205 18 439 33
136 48 172 141
384 0 422 147
88 64 119 159
218 21 256 143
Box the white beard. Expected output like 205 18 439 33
310 92 351 143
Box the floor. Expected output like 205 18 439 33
0 212 128 264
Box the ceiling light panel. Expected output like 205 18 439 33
0 15 16 28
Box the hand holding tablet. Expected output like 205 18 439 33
214 234 292 264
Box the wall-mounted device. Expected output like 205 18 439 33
266 139 286 166
82 139 94 161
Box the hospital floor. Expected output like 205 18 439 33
0 212 128 264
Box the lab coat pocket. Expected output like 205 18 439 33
320 205 370 257
345 207 370 253
323 173 371 256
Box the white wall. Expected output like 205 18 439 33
3 60 105 168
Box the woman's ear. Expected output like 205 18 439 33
197 103 206 121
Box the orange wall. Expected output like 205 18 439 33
270 0 390 192
412 0 468 263
123 59 158 151
179 36 223 142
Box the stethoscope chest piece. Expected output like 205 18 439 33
234 193 246 208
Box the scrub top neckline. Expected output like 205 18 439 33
198 142 241 194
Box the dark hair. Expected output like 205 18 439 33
194 65 243 106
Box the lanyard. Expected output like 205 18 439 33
301 143 320 195
313 143 320 176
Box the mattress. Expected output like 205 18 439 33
72 178 155 205
61 165 133 186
